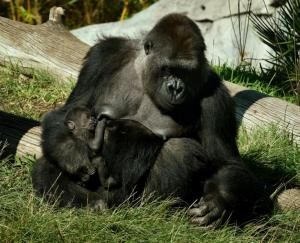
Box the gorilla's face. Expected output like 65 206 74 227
140 14 208 113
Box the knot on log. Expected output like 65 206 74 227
48 7 64 23
275 188 300 211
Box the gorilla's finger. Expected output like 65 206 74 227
190 207 223 226
188 204 209 217
191 216 223 230
81 174 90 182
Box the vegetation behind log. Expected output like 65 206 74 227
251 0 300 105
0 0 158 28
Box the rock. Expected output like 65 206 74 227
71 0 281 67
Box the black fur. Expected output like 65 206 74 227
33 13 270 226
32 156 104 208
32 119 164 208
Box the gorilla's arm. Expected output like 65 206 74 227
198 71 239 161
88 118 106 151
66 37 137 106
190 71 268 226
41 37 136 174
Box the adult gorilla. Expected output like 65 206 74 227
38 13 268 227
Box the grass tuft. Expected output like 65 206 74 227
0 63 73 120
214 64 297 104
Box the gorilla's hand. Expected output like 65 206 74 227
188 196 226 228
66 162 96 182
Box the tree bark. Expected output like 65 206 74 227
0 7 299 159
226 81 300 145
0 111 41 158
0 7 89 82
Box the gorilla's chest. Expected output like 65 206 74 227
92 61 195 139
127 95 194 139
94 85 194 139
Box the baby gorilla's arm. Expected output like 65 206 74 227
89 118 107 151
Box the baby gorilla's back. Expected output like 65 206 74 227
96 119 164 206
100 119 212 206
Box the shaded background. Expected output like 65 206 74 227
0 0 157 28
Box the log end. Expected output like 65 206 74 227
48 7 65 24
275 188 300 211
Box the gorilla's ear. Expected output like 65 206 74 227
144 40 153 55
65 120 75 130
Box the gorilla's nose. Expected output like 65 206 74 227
166 79 185 98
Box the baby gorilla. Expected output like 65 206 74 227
64 106 117 189
63 106 103 182
32 118 164 208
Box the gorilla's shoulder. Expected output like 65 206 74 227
86 36 140 60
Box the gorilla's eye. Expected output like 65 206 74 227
144 40 153 55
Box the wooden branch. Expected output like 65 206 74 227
0 7 299 160
0 7 89 81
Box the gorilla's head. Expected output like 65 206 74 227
140 13 208 113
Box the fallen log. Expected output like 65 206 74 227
0 111 41 158
0 7 89 81
1 82 299 159
0 7 299 159
226 82 300 145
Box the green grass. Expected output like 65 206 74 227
214 63 297 104
0 127 299 242
0 62 73 120
0 64 299 242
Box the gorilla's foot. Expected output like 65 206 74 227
91 199 108 211
188 197 226 229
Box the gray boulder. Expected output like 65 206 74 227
71 0 283 66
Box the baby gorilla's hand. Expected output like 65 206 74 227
77 164 96 182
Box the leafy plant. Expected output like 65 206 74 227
228 0 252 63
250 0 300 105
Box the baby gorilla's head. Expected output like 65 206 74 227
64 106 97 140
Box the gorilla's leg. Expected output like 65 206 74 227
188 163 269 227
144 138 211 203
144 138 270 227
